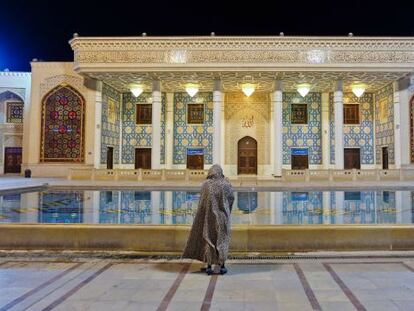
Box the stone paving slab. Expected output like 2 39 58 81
0 257 413 310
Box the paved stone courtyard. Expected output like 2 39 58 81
0 256 413 311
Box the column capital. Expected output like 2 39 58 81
274 80 283 91
335 80 343 92
152 80 161 92
84 78 102 92
213 79 222 92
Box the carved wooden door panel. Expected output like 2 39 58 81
4 147 22 173
106 147 114 170
344 148 361 169
135 148 152 169
238 136 257 174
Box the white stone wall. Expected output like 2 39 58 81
0 71 31 175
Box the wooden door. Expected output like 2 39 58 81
344 148 361 169
4 147 22 173
187 154 204 170
238 136 257 174
382 147 389 170
291 155 309 170
106 147 114 169
135 148 152 169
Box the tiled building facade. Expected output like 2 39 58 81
1 36 414 177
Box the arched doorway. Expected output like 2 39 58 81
410 95 414 163
40 85 85 162
238 136 257 174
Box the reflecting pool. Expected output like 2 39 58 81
0 190 413 225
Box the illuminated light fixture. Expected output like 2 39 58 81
297 83 311 97
240 75 256 97
351 83 366 98
130 84 144 97
185 83 199 97
241 83 256 97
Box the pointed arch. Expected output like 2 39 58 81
237 136 257 174
40 84 85 162
0 90 24 103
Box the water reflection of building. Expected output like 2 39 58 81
98 191 164 224
39 191 83 223
282 192 323 225
233 192 272 225
0 194 22 223
172 191 200 225
1 190 413 225
330 191 404 225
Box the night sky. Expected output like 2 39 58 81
1 0 414 71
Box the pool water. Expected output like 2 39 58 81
0 190 413 225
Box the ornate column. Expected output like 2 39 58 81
272 81 283 176
213 79 223 165
151 80 162 169
334 81 344 169
321 93 331 169
393 81 402 169
165 93 174 169
93 82 103 169
397 80 411 166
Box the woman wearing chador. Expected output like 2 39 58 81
182 164 234 275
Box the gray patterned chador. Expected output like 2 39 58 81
183 164 234 275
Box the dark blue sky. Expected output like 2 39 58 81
1 0 414 71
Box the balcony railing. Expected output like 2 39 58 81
68 168 414 182
282 169 409 182
68 168 208 181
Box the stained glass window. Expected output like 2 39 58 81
187 104 204 124
6 102 24 123
41 85 85 162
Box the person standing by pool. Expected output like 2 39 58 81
182 164 234 275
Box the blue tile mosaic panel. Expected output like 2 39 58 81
329 93 375 165
282 93 322 165
101 84 121 165
173 92 213 165
121 92 166 164
375 84 395 164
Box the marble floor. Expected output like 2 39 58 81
0 257 413 311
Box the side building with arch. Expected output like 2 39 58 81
0 71 31 175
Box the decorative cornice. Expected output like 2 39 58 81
70 36 414 72
0 71 31 77
31 62 74 68
70 36 414 50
